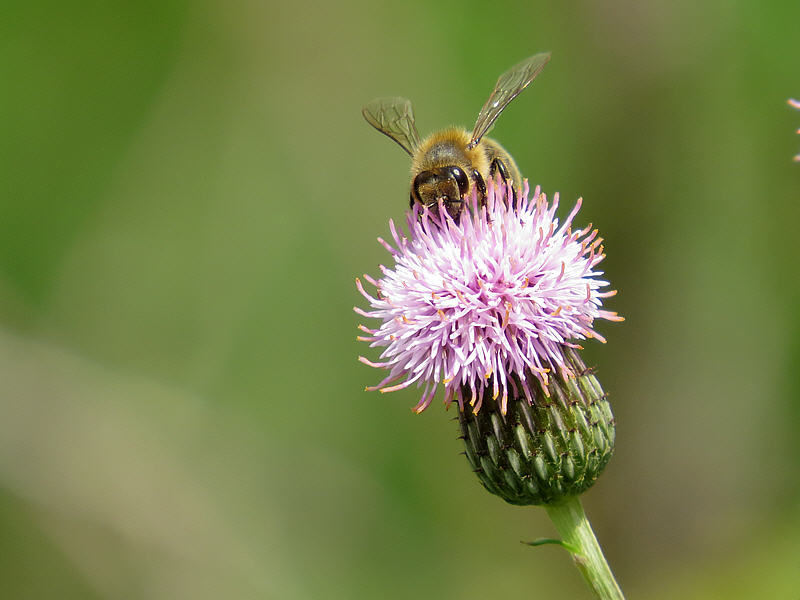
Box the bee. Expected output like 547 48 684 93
363 52 550 217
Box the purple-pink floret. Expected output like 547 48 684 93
355 182 622 414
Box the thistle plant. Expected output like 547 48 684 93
356 181 625 599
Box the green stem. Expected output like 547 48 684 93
544 496 625 599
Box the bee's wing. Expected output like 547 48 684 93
362 97 421 156
468 52 551 149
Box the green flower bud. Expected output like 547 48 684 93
458 348 615 505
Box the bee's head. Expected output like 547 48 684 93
411 166 470 217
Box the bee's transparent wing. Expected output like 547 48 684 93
362 97 421 156
468 52 551 149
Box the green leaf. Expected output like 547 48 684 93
522 537 581 555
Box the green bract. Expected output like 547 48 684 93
458 348 615 505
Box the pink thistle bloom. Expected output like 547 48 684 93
790 99 800 162
355 182 623 415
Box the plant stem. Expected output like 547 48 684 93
544 496 625 599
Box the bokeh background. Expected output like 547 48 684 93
2 1 799 598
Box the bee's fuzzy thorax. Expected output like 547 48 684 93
411 127 490 178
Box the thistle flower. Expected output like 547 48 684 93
356 181 627 597
790 98 800 162
355 181 622 416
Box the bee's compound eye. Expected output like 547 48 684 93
412 170 437 204
447 166 469 197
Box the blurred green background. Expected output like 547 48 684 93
1 1 799 598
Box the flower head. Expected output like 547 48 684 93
790 98 800 162
355 181 622 414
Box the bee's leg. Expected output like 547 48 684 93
489 158 517 208
471 169 487 207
